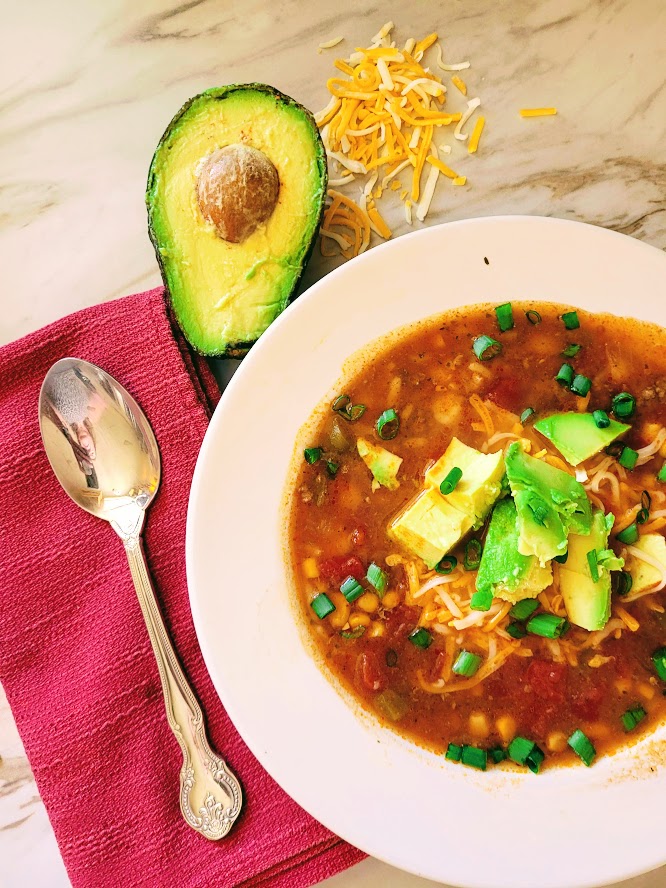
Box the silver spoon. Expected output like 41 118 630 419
38 357 242 840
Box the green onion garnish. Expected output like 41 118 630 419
310 593 335 619
445 743 462 762
571 374 592 397
464 539 483 570
452 650 482 677
652 646 666 681
508 736 545 774
340 576 363 603
615 571 633 596
440 467 463 495
461 745 487 771
520 407 536 424
621 705 647 732
525 310 541 325
473 334 502 361
304 447 323 464
375 408 400 440
561 344 581 357
326 460 340 477
331 393 366 422
658 462 666 483
507 622 527 639
341 625 366 639
553 552 569 564
616 522 638 544
385 649 398 668
489 746 506 764
435 555 458 575
555 363 575 387
611 392 636 419
587 549 599 583
568 729 596 766
470 588 493 611
408 627 433 649
495 302 514 332
592 409 610 429
637 508 649 525
618 446 638 470
366 562 388 595
509 598 540 621
561 310 580 330
526 613 569 638
642 490 652 511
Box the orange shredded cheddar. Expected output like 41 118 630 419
426 155 459 179
519 107 557 118
468 115 485 153
451 75 467 96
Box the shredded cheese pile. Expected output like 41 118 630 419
315 22 484 260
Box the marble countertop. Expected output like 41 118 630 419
1 1 664 886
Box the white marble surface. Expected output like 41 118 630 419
1 1 665 886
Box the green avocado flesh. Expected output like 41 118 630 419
146 84 327 356
533 412 630 466
505 442 592 564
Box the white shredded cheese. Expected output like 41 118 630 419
455 97 481 141
435 43 471 71
318 36 344 50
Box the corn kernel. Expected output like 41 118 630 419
585 722 610 740
302 557 319 579
349 612 371 628
367 620 385 638
547 731 568 753
382 591 401 609
327 592 350 630
357 592 380 613
496 715 516 744
637 682 656 701
468 712 490 739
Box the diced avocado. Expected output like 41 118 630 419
534 412 630 467
389 488 472 568
505 442 592 565
625 533 666 594
425 438 504 527
559 510 622 631
146 84 327 355
357 438 402 490
475 499 553 604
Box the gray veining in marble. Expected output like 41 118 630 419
0 0 664 885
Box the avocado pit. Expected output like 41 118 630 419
197 144 279 243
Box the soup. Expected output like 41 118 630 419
289 303 666 772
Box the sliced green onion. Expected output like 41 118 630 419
440 467 463 495
637 506 650 525
464 539 483 570
641 491 652 511
408 627 433 649
452 650 482 677
509 599 540 621
489 746 506 764
571 374 592 397
445 743 462 762
658 462 666 483
520 407 536 424
311 593 335 619
508 736 545 774
340 576 363 603
525 309 542 325
621 705 647 732
385 649 398 668
526 613 569 639
605 441 625 458
326 459 340 477
461 745 487 771
611 392 636 419
592 409 610 429
473 334 502 361
652 646 666 681
470 588 493 611
553 552 569 564
376 408 400 440
587 549 599 583
341 626 366 639
304 447 323 464
495 302 514 332
561 310 580 330
615 571 633 597
616 522 639 545
435 555 458 575
561 344 581 357
507 621 527 639
555 363 575 387
366 562 388 595
568 729 596 766
332 393 366 422
618 446 638 470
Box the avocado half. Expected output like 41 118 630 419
146 84 327 356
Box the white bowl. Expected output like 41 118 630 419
187 216 666 888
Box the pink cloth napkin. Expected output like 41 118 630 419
0 288 364 887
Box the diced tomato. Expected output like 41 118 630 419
350 526 367 548
384 605 420 642
354 652 387 693
525 659 567 703
571 683 604 721
319 555 364 584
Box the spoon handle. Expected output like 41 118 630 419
123 534 243 840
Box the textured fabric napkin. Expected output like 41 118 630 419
0 288 364 887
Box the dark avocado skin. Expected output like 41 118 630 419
146 83 328 358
